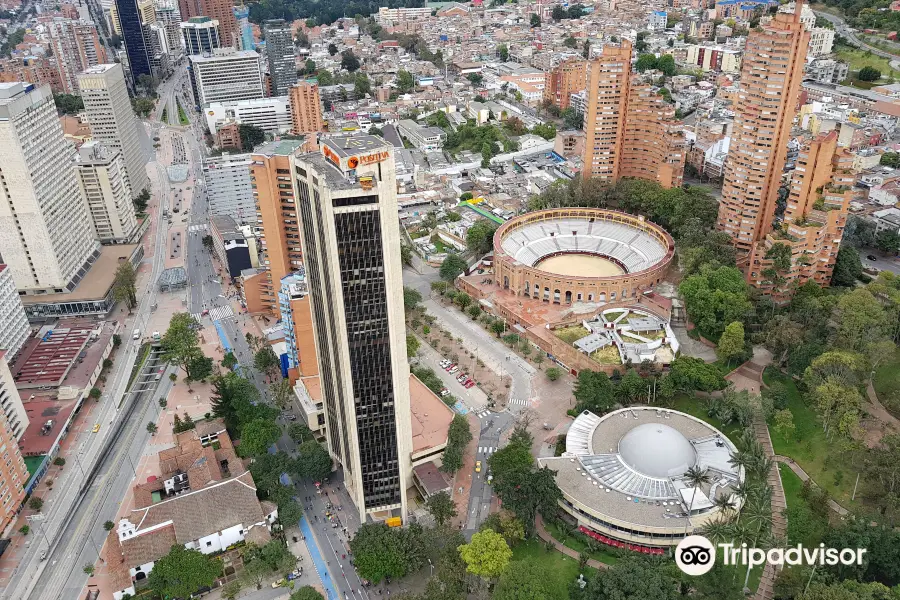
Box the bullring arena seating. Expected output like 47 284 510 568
500 218 668 274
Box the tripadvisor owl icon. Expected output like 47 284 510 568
676 535 716 576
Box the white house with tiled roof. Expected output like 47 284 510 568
106 470 278 600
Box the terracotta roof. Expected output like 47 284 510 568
105 531 134 592
121 524 178 568
127 471 272 546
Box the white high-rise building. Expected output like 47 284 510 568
188 49 263 106
75 141 139 244
292 135 413 523
0 349 29 441
0 82 101 294
0 265 29 361
202 153 256 225
78 64 150 199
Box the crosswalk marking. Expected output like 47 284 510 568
188 224 208 233
475 410 490 419
509 397 530 407
191 305 234 322
478 447 495 455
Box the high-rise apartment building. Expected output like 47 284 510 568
747 131 852 299
278 270 318 381
178 0 238 47
292 136 412 522
0 265 29 361
264 20 297 96
582 42 631 181
617 78 686 188
46 19 107 94
0 352 29 532
202 152 256 225
188 50 263 106
0 82 101 294
181 16 220 55
78 64 150 199
114 0 153 83
244 140 306 315
75 141 139 244
289 81 323 135
716 3 809 256
233 5 254 50
581 41 685 188
543 58 586 111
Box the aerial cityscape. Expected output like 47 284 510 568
1 0 900 598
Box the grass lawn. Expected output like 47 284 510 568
590 345 621 365
555 325 588 345
177 99 189 125
511 538 590 599
670 394 744 445
763 368 857 508
873 348 900 417
23 455 45 480
780 462 804 510
603 310 627 322
833 45 900 79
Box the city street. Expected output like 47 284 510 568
2 97 174 600
465 412 514 534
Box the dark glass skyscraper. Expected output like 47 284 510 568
115 0 152 84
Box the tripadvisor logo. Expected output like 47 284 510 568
675 535 867 577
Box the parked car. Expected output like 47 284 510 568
444 363 456 371
449 366 459 374
867 255 878 261
457 374 467 383
440 389 450 397
465 380 476 388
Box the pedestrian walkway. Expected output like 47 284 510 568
477 446 495 456
509 397 530 407
475 409 491 419
188 224 207 233
774 456 849 516
535 514 608 571
299 516 339 600
191 305 233 322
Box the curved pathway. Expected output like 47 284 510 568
773 457 849 516
535 514 609 570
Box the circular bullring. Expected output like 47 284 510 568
492 208 675 305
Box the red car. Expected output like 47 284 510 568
464 380 476 389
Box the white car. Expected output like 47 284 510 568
449 366 459 374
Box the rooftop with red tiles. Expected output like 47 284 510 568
11 319 96 389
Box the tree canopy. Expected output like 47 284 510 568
147 545 221 599
457 529 511 579
350 523 427 584
440 255 467 281
161 313 205 379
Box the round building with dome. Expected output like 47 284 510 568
538 407 744 552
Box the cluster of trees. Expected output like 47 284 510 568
439 414 473 475
112 261 138 312
53 93 84 115
248 0 424 26
858 65 882 82
160 313 214 384
680 265 753 342
487 425 561 537
819 0 900 31
239 124 266 152
350 523 429 583
466 221 498 255
635 53 677 76
551 3 585 20
133 188 150 213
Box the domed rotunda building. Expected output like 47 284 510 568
538 407 744 552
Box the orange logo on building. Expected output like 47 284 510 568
347 156 359 169
322 144 340 166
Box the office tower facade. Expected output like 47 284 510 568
46 19 107 94
203 152 256 225
747 131 852 300
543 57 586 111
78 64 150 198
234 5 254 50
289 81 323 135
264 20 297 96
0 265 29 361
292 136 412 522
0 353 28 531
188 50 263 106
716 4 809 256
581 41 685 188
178 0 238 47
245 140 305 315
279 271 318 381
114 0 153 83
75 141 138 244
0 82 101 293
181 16 220 55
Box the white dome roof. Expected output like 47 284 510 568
617 423 697 479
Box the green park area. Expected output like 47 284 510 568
833 45 900 82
